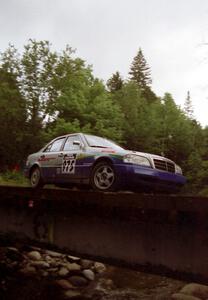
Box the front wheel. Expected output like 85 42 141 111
30 166 44 188
90 162 117 191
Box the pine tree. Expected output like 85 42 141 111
129 48 152 90
184 91 194 119
107 71 123 92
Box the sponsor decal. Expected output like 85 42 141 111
38 156 56 162
62 154 77 174
101 149 116 153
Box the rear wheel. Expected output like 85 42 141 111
91 162 117 191
30 166 44 188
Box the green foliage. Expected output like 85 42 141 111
107 71 123 92
184 91 194 119
0 68 27 169
184 152 208 192
111 82 163 152
45 118 81 140
51 78 124 142
111 81 145 149
158 93 194 162
128 48 158 104
198 187 208 197
129 48 152 88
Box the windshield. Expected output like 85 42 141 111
84 134 124 151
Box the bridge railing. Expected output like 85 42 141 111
0 186 208 283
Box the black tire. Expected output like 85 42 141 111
90 161 117 192
30 166 44 188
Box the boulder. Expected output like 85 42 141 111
27 251 42 261
67 262 81 272
30 261 50 269
6 247 23 261
68 275 88 287
94 262 106 274
172 293 201 300
82 269 95 281
56 279 75 290
58 267 69 277
64 290 81 298
180 283 208 299
45 250 63 258
80 259 93 269
20 265 36 275
67 255 80 263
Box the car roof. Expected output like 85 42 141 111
38 133 85 152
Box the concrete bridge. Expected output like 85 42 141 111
0 185 207 283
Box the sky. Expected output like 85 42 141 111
1 0 208 126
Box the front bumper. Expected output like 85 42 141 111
116 164 186 192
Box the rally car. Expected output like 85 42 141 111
25 133 186 192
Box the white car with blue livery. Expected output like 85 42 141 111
25 133 186 192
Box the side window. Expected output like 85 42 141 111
47 138 65 152
44 143 52 152
63 136 82 151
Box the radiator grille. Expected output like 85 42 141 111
153 159 175 173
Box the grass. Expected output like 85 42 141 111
198 187 208 197
0 170 29 187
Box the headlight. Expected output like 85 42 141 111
123 154 151 167
175 164 183 175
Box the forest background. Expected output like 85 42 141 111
0 40 207 194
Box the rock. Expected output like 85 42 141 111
67 255 80 263
55 261 68 268
80 259 93 269
28 246 41 252
31 261 50 269
82 269 95 281
180 283 208 299
45 250 63 258
58 267 69 276
40 270 49 277
20 265 36 275
95 278 115 291
172 293 201 300
44 255 53 262
56 279 75 290
6 247 22 261
27 251 42 261
94 262 106 274
6 247 19 252
10 261 18 268
47 267 59 276
64 290 81 298
68 275 88 287
67 262 81 272
48 260 59 268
